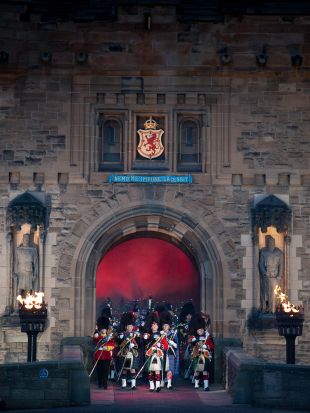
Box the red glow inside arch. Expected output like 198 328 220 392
96 237 200 309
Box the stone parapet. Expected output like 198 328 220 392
0 359 90 410
224 347 310 409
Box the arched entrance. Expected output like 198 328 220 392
71 204 224 337
96 235 200 316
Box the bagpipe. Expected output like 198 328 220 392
189 332 213 361
134 332 167 380
192 343 212 360
184 333 212 378
116 332 141 382
117 332 139 358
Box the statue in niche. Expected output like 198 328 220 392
13 233 39 297
258 235 284 313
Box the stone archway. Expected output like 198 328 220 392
71 203 224 337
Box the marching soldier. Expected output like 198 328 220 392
92 315 116 389
100 304 116 380
143 312 169 392
117 312 140 390
188 314 215 391
177 301 195 378
160 311 178 389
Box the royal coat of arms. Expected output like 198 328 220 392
137 117 164 159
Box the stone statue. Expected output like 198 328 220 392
258 235 284 313
14 233 39 295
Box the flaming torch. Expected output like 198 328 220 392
17 291 47 362
274 286 304 364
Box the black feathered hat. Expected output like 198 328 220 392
190 313 206 332
160 311 172 328
97 315 110 330
145 311 160 332
120 312 136 331
155 303 166 314
164 303 173 312
132 301 140 312
101 305 112 319
179 301 195 323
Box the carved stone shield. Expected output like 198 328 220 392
137 118 164 159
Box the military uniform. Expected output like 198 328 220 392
188 315 215 391
159 311 178 389
93 316 116 389
177 302 195 378
144 311 168 392
117 312 140 389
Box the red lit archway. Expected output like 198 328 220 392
96 237 200 313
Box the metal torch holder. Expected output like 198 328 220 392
276 307 304 364
19 304 47 362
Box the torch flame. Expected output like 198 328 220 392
17 291 45 310
274 285 300 314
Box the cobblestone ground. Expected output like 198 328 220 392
6 380 309 413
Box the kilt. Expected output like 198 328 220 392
118 349 140 371
147 352 162 372
167 351 179 375
192 355 211 373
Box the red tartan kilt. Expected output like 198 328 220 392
146 347 163 358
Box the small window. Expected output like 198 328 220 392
177 118 202 172
107 126 116 146
99 118 124 171
185 126 194 147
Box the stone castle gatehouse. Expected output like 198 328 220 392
0 1 309 368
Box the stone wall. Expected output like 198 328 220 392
0 358 90 410
225 347 310 409
0 2 309 365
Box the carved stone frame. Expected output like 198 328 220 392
251 194 292 313
5 192 50 314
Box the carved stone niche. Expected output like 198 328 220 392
7 192 50 231
5 192 51 315
250 195 292 323
251 194 291 235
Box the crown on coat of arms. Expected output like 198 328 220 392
144 117 158 130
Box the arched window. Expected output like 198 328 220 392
98 118 124 171
177 118 202 172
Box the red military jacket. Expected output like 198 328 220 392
93 332 116 361
144 332 169 357
188 332 215 359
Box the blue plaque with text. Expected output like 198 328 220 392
108 174 192 184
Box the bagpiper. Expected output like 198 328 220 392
143 311 169 392
159 311 178 389
117 312 140 390
92 315 116 389
188 314 215 391
177 301 195 378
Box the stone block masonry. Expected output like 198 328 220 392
0 359 90 410
224 347 310 410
